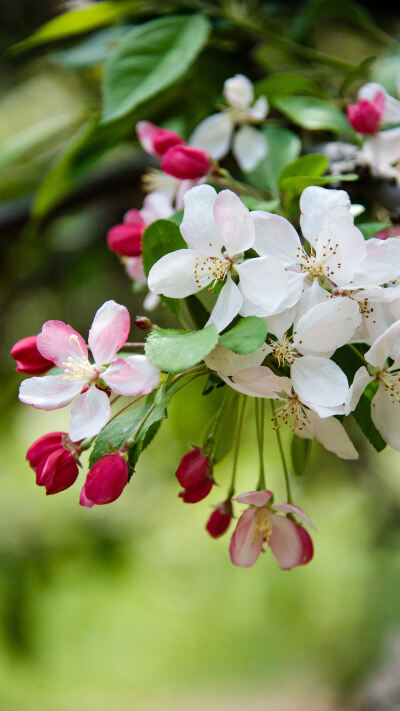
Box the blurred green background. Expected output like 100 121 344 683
2 2 400 709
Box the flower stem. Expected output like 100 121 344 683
106 394 144 424
228 395 247 498
348 343 368 366
270 401 292 503
255 398 266 490
123 342 146 348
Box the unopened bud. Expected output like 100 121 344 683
80 453 129 507
107 220 144 257
11 335 54 375
134 316 152 330
161 145 211 180
206 500 233 538
347 95 384 135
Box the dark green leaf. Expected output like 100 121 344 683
274 96 355 138
279 153 328 183
245 125 301 195
89 403 155 466
254 73 325 100
142 219 186 276
291 435 312 476
280 172 358 196
220 317 267 355
145 325 218 373
352 394 386 452
186 294 210 329
102 14 210 122
357 222 390 240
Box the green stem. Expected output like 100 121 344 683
228 395 247 498
270 401 292 503
349 343 368 366
126 402 156 445
255 399 266 490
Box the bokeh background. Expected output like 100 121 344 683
2 2 400 709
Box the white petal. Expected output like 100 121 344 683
232 126 267 172
189 113 233 160
251 211 301 265
180 184 222 255
236 256 288 316
316 208 366 286
223 74 253 109
232 367 292 398
143 291 160 311
300 186 351 242
140 191 173 224
103 355 160 397
204 342 269 376
293 297 361 357
295 279 329 322
291 355 349 410
148 249 208 297
365 320 400 367
69 386 110 442
206 276 243 333
19 374 83 410
249 96 268 121
213 189 254 255
362 128 400 172
306 410 358 460
88 300 130 365
354 237 400 287
371 385 400 449
266 306 298 340
344 366 373 414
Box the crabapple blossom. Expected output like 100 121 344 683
190 74 268 171
11 335 54 375
229 490 315 569
18 301 160 442
148 184 293 332
80 452 129 507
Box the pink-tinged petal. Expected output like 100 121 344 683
19 374 83 410
125 256 146 283
229 508 264 568
296 525 314 565
204 342 269 377
268 514 304 570
365 320 400 368
103 355 160 397
232 366 292 399
69 386 110 442
136 121 158 155
37 321 87 368
189 113 233 161
11 335 54 375
161 145 211 180
206 276 243 333
234 490 273 506
213 189 254 255
251 211 301 265
88 300 130 365
271 503 316 530
79 486 94 508
139 191 173 224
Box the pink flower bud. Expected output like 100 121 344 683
296 525 314 565
206 500 233 538
175 449 210 489
376 225 400 240
27 431 65 471
11 335 54 375
134 316 152 330
161 145 211 180
107 220 144 257
38 448 79 495
136 121 184 157
80 453 129 506
179 475 213 503
347 95 384 135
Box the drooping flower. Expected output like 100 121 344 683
19 301 160 442
11 335 54 375
229 490 315 569
206 500 233 538
175 448 214 503
148 184 291 332
26 432 80 494
190 74 268 171
80 452 129 507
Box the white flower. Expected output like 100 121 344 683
190 74 268 172
148 185 290 332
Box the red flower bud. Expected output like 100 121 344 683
376 225 400 240
347 97 383 135
296 525 314 565
134 316 152 330
107 220 144 257
38 448 79 495
11 335 54 375
152 128 184 157
206 500 233 538
179 475 213 503
175 449 210 489
80 453 129 506
161 145 211 180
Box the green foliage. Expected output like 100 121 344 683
278 153 329 189
141 219 186 276
11 1 140 52
55 27 131 69
102 14 211 123
245 125 301 195
274 96 355 138
290 435 312 476
145 325 218 373
352 394 386 452
357 222 390 240
254 73 325 100
219 317 267 355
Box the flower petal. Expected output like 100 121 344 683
268 514 304 570
344 366 373 414
213 189 254 255
148 249 209 297
180 184 222 255
229 508 264 567
69 386 110 442
291 355 349 410
371 385 400 450
300 186 351 242
232 366 292 398
19 374 83 410
140 191 174 224
232 125 267 172
365 320 400 368
103 355 160 396
316 208 366 286
271 503 316 530
88 300 130 365
206 276 243 333
190 113 233 161
354 236 400 287
236 256 288 316
223 74 253 109
37 321 88 368
249 96 268 121
305 410 359 460
204 342 269 377
234 490 273 506
293 297 361 357
251 211 301 265
136 121 158 155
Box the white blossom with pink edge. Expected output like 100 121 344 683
190 74 268 171
18 301 160 442
230 490 315 569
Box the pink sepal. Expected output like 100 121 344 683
234 490 273 507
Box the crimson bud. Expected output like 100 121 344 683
11 335 54 375
161 145 211 180
80 453 129 506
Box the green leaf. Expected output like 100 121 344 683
55 26 131 69
372 51 400 96
254 73 325 100
278 153 329 188
290 435 312 476
10 1 140 53
145 325 218 373
352 394 386 452
245 125 301 195
280 173 358 197
102 14 210 123
141 219 186 276
220 317 267 355
186 295 210 330
357 222 390 240
240 196 280 211
274 96 355 138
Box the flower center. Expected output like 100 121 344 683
269 335 297 367
298 241 341 280
194 255 232 290
272 392 310 432
377 369 400 404
254 507 272 542
62 355 99 382
142 168 180 194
